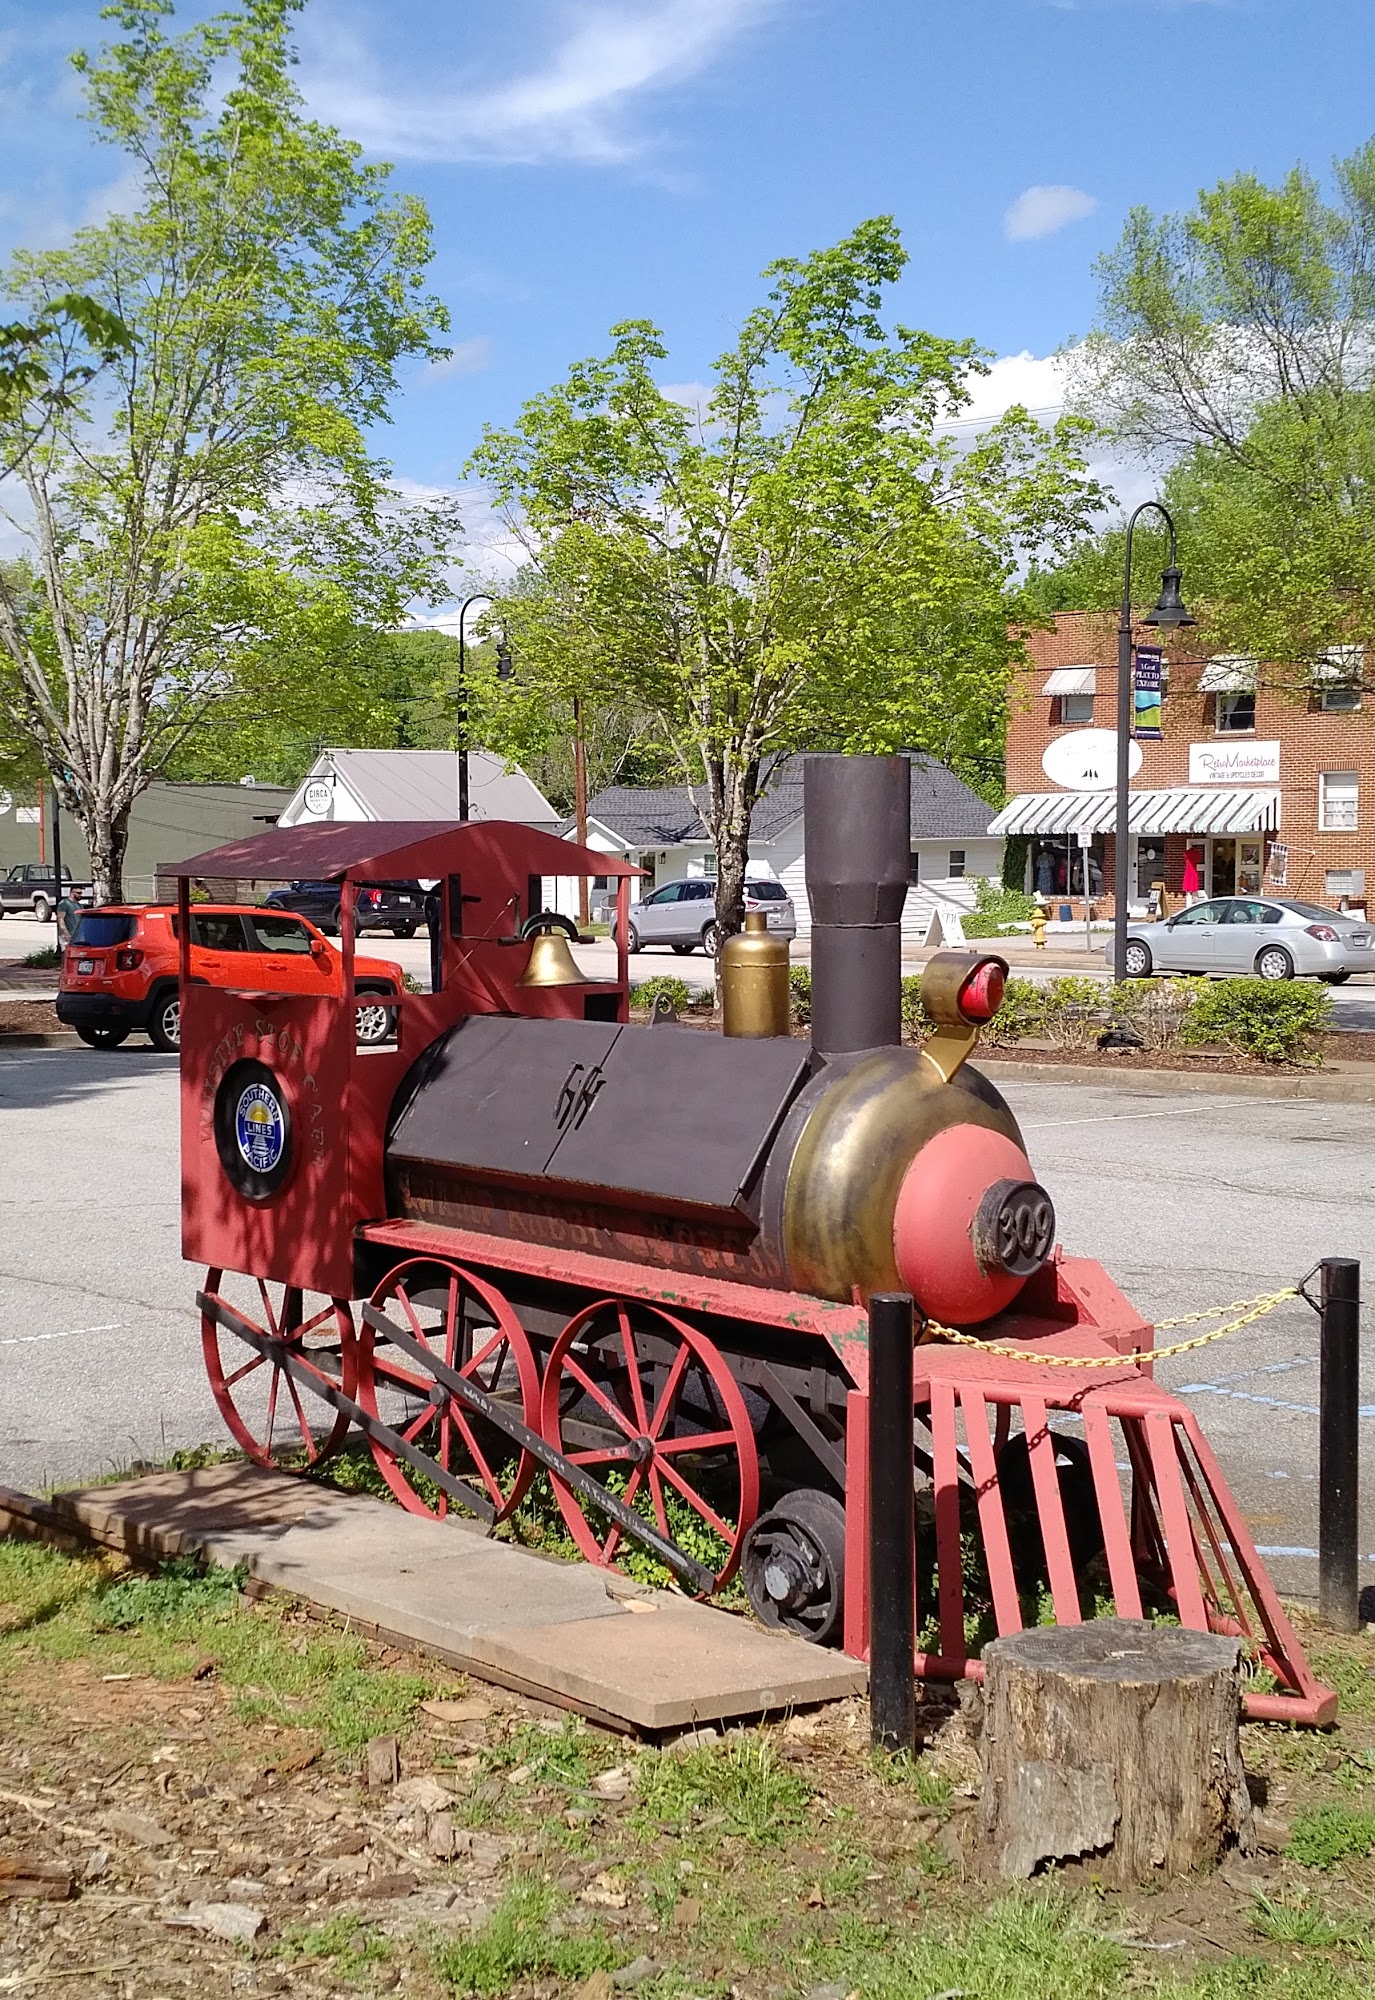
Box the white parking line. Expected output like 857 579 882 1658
1022 1098 1244 1130
0 1322 122 1347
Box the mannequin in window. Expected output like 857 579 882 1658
1182 844 1204 906
1034 846 1056 897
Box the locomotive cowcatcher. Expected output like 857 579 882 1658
175 756 1335 1724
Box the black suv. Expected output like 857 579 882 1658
260 879 425 937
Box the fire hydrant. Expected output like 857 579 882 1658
1031 895 1048 950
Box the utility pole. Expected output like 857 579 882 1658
574 696 589 928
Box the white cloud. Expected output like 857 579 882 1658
423 337 493 382
940 347 1156 515
1004 184 1097 242
304 0 776 165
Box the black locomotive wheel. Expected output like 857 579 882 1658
741 1488 847 1643
357 1257 540 1523
539 1299 760 1591
200 1270 355 1469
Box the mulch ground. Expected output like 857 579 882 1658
0 1000 62 1035
3 1537 1375 2000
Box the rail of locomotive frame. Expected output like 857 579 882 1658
196 1290 718 1596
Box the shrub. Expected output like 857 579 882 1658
900 973 932 1040
788 963 812 1027
1180 977 1332 1066
21 947 62 968
628 973 692 1015
1041 975 1108 1052
982 975 1050 1046
1107 977 1203 1053
961 876 1039 939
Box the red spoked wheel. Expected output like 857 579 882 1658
356 1258 540 1523
539 1298 760 1592
200 1269 355 1469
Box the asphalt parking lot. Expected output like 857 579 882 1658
0 1046 1370 1606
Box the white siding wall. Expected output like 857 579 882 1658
780 832 1004 939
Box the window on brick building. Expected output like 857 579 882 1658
1313 644 1364 712
1215 691 1256 733
1052 692 1095 725
1319 772 1359 832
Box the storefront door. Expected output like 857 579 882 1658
1208 839 1237 896
1134 837 1167 903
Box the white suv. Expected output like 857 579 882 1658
614 878 797 954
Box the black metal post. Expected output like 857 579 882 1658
868 1290 916 1753
456 591 494 823
1319 1256 1360 1633
49 784 63 918
1114 500 1188 983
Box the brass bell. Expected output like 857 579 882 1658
518 929 589 988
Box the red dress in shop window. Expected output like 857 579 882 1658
1181 848 1203 894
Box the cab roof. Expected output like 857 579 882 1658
168 819 639 885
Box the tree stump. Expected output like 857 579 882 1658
976 1618 1253 1882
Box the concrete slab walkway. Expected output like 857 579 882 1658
45 1465 866 1733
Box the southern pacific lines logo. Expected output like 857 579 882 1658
234 1080 285 1174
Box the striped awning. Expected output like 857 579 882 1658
989 788 1281 838
1041 666 1097 696
1198 656 1256 694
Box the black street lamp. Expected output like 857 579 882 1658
1113 502 1195 982
455 592 514 822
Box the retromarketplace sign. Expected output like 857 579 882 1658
1188 741 1280 785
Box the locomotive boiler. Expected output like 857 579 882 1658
175 755 1335 1719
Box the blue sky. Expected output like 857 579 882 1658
1 0 1372 596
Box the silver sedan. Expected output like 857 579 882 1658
1113 897 1375 983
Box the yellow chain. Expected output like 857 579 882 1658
925 1287 1298 1370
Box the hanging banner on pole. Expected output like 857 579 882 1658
1267 841 1289 888
1132 646 1164 739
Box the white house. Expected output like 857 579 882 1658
277 748 560 831
549 753 1002 940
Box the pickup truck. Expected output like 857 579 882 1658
0 864 95 922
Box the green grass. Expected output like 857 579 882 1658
633 1736 812 1845
0 1541 437 1753
1286 1802 1375 1871
869 1745 953 1809
427 1878 617 1996
279 1912 393 1984
1250 1894 1358 1950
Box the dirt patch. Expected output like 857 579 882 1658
4 1538 1375 1998
0 999 62 1036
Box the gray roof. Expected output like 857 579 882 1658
585 753 994 850
279 749 558 828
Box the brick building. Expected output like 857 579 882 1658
992 611 1373 916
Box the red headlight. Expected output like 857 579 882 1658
115 947 144 970
1305 924 1339 942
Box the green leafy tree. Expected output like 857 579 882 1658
0 295 131 479
471 218 1102 941
1065 141 1375 677
0 0 456 899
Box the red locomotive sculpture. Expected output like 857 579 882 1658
174 755 1335 1722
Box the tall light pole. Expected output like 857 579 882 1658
1113 502 1194 983
455 592 513 821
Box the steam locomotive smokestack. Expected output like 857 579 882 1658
804 753 911 1056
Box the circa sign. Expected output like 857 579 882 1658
1188 741 1280 785
302 778 333 816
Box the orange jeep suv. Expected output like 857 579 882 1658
57 905 406 1052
